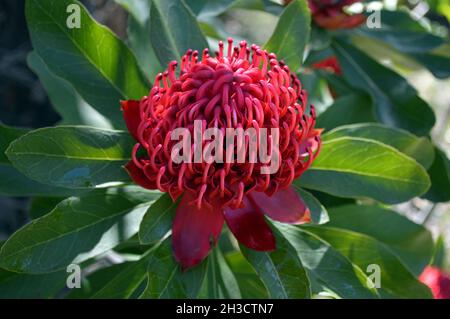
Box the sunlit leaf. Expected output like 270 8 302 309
0 187 158 273
25 0 150 128
323 123 435 169
264 0 311 71
326 204 434 276
300 137 431 204
6 126 134 188
150 0 208 67
332 39 435 136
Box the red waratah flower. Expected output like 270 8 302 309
308 0 366 30
420 266 450 299
121 38 322 269
312 56 342 75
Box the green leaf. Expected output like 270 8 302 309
66 262 132 298
225 251 268 299
423 147 450 202
25 0 150 128
150 0 209 68
0 124 80 197
326 204 434 276
323 123 435 169
200 247 241 298
139 193 177 245
291 185 329 224
374 10 427 32
194 0 284 17
264 0 311 71
196 0 234 17
185 0 208 15
90 258 150 299
307 190 355 208
114 0 149 25
317 94 376 131
0 163 80 197
27 52 111 128
0 268 66 298
332 39 435 136
0 123 28 163
410 52 450 79
240 227 311 299
305 226 433 298
114 0 163 80
274 223 377 299
29 197 65 219
140 238 207 298
300 137 431 204
431 236 446 269
0 187 159 273
357 28 445 54
6 126 134 188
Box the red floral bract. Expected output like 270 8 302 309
121 39 321 269
420 266 450 299
312 56 342 75
308 0 366 29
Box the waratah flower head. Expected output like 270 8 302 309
308 0 366 29
121 38 321 269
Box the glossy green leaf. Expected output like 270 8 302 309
186 0 208 15
410 52 450 79
0 124 79 197
25 0 150 128
323 123 435 169
357 28 445 54
200 247 241 298
374 10 427 32
27 52 112 128
90 258 150 299
431 236 446 269
275 223 377 299
300 137 431 204
317 94 376 131
66 262 132 298
0 187 159 273
240 228 310 299
196 0 234 17
140 238 207 299
194 0 283 17
114 0 149 25
0 268 66 299
305 226 433 298
291 185 329 224
6 126 134 188
423 147 450 203
332 39 435 136
326 205 434 276
139 193 177 245
150 0 208 68
115 0 163 80
29 197 65 219
225 251 268 299
264 0 311 71
307 190 355 208
0 163 79 197
0 123 28 163
232 0 284 15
